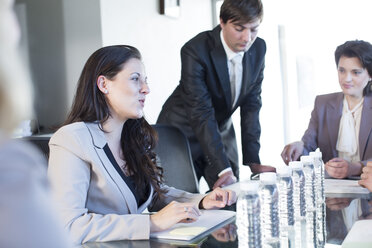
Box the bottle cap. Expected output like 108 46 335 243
240 181 260 193
310 151 322 158
276 166 292 176
300 155 313 163
260 172 277 183
289 161 303 170
315 148 322 156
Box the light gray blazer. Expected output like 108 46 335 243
302 92 372 166
48 122 204 245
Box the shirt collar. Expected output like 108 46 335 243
220 30 244 61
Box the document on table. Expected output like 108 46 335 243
342 220 372 248
325 179 369 194
150 209 235 241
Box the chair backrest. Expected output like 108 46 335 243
20 134 52 162
152 124 199 193
17 127 200 193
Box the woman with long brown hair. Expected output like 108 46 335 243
48 45 236 245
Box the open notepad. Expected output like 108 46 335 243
342 220 372 248
325 179 370 194
150 209 236 241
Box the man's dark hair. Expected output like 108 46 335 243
220 0 263 24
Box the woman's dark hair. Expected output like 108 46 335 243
220 0 263 24
335 40 372 96
64 45 166 199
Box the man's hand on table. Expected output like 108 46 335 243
213 170 237 189
200 187 237 209
211 223 237 242
249 163 276 174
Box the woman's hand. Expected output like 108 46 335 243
281 141 304 165
150 201 201 232
325 158 349 178
359 162 372 192
325 158 362 179
200 187 237 210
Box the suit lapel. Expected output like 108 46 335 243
210 26 232 109
359 96 372 160
85 122 138 214
326 93 343 158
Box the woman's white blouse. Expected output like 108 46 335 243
336 97 364 163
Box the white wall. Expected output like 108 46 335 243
234 0 372 168
281 0 372 144
62 0 102 106
99 0 285 169
100 0 213 123
17 0 372 170
99 0 287 169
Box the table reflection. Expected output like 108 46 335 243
81 222 238 248
82 195 372 248
326 196 372 245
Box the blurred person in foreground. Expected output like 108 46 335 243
47 45 237 245
0 0 73 247
281 40 372 179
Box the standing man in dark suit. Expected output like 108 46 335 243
157 0 273 190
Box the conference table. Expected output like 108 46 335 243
81 180 372 248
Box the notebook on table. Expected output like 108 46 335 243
342 219 372 248
150 209 236 242
325 179 370 198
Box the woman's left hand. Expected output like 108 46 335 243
325 158 349 178
325 157 362 179
200 187 237 210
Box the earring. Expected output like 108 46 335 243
104 89 108 94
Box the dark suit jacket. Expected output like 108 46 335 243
302 92 372 166
157 25 266 186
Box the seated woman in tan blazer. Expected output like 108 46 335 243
48 45 237 245
281 40 372 179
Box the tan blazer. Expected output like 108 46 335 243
302 92 372 166
48 122 204 245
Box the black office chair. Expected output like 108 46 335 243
19 134 52 162
152 124 199 193
17 126 200 193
